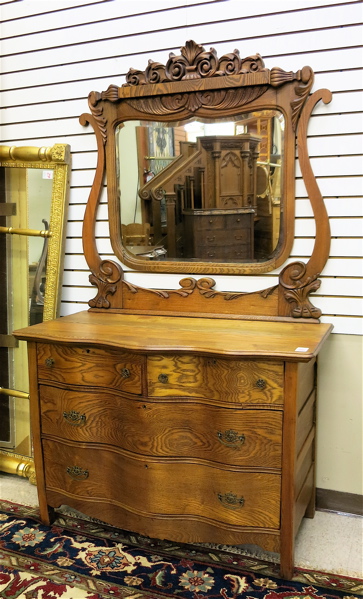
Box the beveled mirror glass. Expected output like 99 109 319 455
117 111 284 263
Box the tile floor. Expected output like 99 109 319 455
0 472 362 579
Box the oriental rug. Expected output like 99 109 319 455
0 500 361 599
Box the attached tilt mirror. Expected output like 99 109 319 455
81 40 331 319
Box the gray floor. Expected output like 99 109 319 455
0 472 362 579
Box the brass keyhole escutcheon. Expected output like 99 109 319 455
121 368 130 378
218 492 245 510
63 410 86 427
66 466 89 480
158 373 169 384
45 358 54 367
256 378 266 389
217 430 245 449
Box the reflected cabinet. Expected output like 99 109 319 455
14 42 333 579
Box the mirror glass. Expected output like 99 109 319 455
117 110 284 263
0 145 70 476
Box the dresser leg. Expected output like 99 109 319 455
39 502 55 526
280 550 294 580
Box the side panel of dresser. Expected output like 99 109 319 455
280 359 316 579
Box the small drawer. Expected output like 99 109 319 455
37 343 142 394
40 385 282 468
147 355 283 405
42 438 281 529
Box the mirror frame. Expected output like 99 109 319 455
81 40 331 278
0 144 71 320
81 41 332 321
0 143 71 483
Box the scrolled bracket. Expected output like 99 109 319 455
89 259 123 309
279 261 322 319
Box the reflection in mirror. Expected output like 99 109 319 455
0 144 70 482
117 111 283 263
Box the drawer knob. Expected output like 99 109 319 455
63 410 86 427
45 358 54 367
218 492 245 510
121 368 130 378
217 429 245 449
66 466 89 480
158 373 169 384
206 236 215 242
256 378 267 389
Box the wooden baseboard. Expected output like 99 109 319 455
316 488 363 516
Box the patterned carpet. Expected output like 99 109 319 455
0 500 361 599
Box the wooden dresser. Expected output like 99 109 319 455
183 208 254 261
15 310 332 579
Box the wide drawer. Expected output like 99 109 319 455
36 343 142 394
40 385 282 468
42 438 281 529
147 355 283 404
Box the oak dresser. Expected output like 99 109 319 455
15 310 332 579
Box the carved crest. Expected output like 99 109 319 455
124 40 267 86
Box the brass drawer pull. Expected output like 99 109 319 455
256 378 267 389
217 429 245 449
158 373 169 384
63 410 86 427
206 236 215 242
218 492 245 510
66 466 89 480
45 358 55 367
121 368 130 378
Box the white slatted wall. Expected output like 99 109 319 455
1 0 362 335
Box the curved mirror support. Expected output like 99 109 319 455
0 144 71 481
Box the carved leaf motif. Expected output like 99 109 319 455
126 85 269 116
279 261 322 319
88 260 123 309
124 42 268 86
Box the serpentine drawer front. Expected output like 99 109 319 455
37 343 142 394
39 385 283 468
147 354 284 404
13 310 333 580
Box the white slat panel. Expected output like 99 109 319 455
319 278 363 297
295 176 363 198
296 198 363 218
3 2 361 57
63 254 89 270
307 113 363 136
321 258 363 277
1 0 211 33
313 296 363 316
291 238 363 257
295 218 362 237
2 0 350 34
307 134 363 157
0 0 104 21
296 157 363 178
319 316 363 335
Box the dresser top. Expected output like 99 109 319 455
14 310 333 362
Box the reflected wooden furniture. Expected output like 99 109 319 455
121 222 150 245
15 311 332 580
183 208 254 260
138 134 260 258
